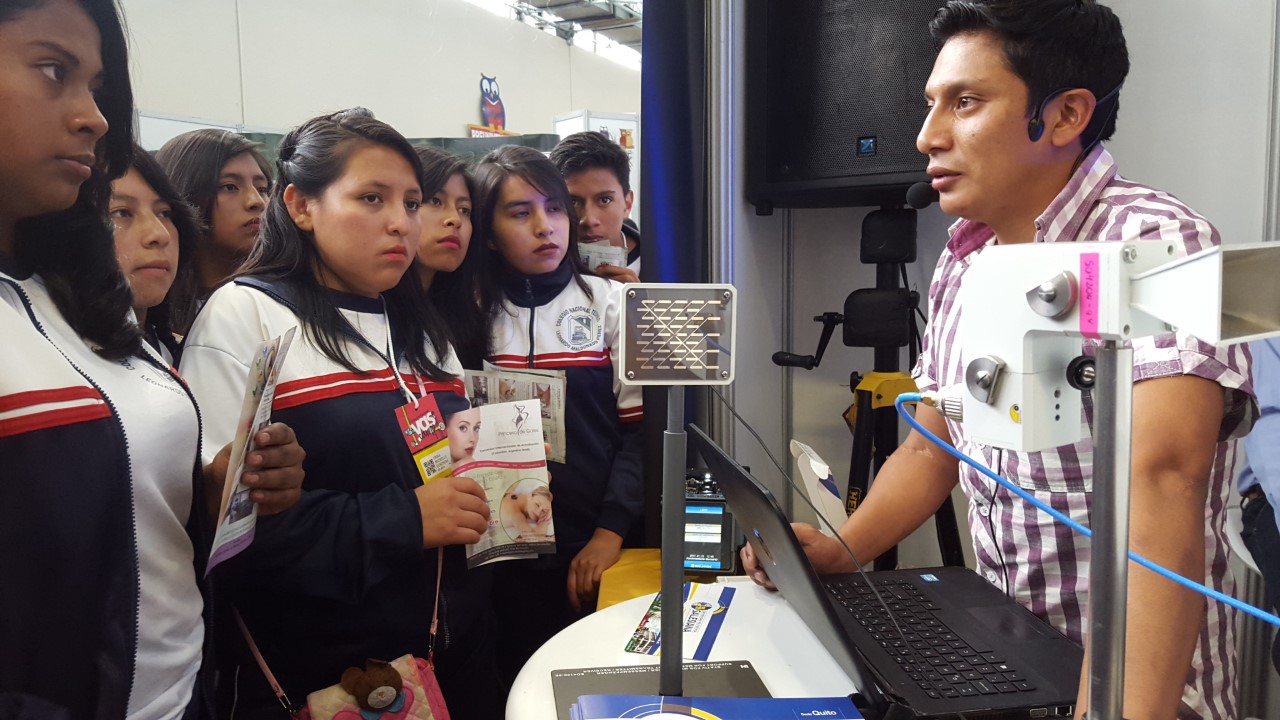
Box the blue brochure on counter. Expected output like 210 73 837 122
572 694 863 719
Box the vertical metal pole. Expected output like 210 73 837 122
659 385 687 696
706 0 736 454
1262 0 1280 242
1088 340 1134 719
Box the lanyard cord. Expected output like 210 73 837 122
379 295 418 408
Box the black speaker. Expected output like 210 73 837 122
746 0 941 212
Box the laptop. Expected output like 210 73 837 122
687 424 1083 720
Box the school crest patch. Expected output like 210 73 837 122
555 306 602 351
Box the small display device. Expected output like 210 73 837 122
683 470 738 573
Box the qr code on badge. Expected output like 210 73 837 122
420 451 450 479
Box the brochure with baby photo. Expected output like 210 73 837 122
465 366 567 463
206 326 297 575
446 400 555 568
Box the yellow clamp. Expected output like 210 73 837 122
855 371 919 410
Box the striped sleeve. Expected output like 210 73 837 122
0 386 111 439
1105 184 1259 440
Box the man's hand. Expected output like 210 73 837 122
568 528 624 611
414 476 491 548
204 422 306 520
593 263 639 284
740 542 776 590
742 522 855 589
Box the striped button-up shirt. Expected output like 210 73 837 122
913 145 1256 719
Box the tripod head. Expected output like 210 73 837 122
773 205 923 371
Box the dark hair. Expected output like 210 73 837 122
415 145 473 200
154 128 271 234
240 107 453 380
471 145 593 348
414 146 489 368
119 144 202 337
930 0 1129 145
7 0 139 359
550 131 632 195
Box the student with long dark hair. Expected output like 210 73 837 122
180 108 503 719
155 128 271 332
471 145 644 685
412 145 490 369
110 144 201 363
0 2 304 718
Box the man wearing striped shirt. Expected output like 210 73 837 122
744 1 1256 718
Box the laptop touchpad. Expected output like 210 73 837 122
966 605 1057 641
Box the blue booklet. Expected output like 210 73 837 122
572 694 863 719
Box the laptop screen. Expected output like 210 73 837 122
686 424 887 714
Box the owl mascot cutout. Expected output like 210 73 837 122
480 74 506 131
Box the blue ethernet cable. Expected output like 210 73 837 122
894 392 1280 629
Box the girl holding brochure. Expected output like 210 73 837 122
0 2 303 718
470 145 644 686
179 108 503 719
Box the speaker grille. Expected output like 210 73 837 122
750 0 940 208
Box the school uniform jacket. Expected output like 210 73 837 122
179 278 484 711
0 270 213 720
490 265 644 552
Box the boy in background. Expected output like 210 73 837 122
551 131 641 283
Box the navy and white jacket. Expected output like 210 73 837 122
180 278 486 713
490 265 643 552
0 270 213 720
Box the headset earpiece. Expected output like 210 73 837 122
1027 117 1046 142
1029 84 1122 144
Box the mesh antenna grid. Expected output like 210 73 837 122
618 284 737 386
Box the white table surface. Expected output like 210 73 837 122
505 578 860 719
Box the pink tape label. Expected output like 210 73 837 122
1079 253 1100 338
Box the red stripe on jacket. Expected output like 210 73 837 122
0 386 103 413
0 403 111 438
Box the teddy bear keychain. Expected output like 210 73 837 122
340 660 405 718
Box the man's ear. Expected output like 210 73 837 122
282 184 314 232
1047 88 1097 149
623 190 635 216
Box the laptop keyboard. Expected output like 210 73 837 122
825 579 1037 701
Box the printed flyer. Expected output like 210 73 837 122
447 399 555 568
625 581 736 661
572 693 862 720
206 327 297 574
466 366 566 463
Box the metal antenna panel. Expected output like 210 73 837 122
618 283 737 386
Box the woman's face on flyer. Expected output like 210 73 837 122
448 408 481 463
525 490 551 524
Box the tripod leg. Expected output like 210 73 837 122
846 387 875 518
871 403 899 571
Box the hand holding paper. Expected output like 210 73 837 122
206 327 298 573
414 476 491 548
235 422 305 514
